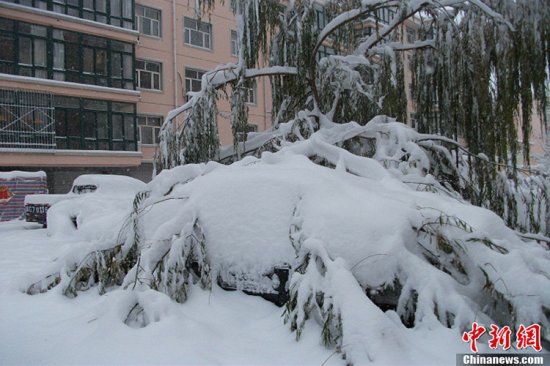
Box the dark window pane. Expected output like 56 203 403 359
53 42 64 69
136 4 145 16
96 0 106 12
111 52 122 77
123 55 133 79
67 110 81 137
112 114 123 139
97 113 108 138
56 138 67 149
142 18 151 35
122 0 132 18
34 39 46 66
18 37 32 64
83 111 95 138
83 0 93 9
146 62 159 72
149 117 162 126
95 49 107 75
124 115 134 140
140 126 153 144
55 109 67 136
0 19 14 32
66 43 80 71
55 96 80 108
0 34 14 62
83 11 94 20
85 139 96 150
152 22 160 37
184 18 196 29
111 0 121 16
69 139 81 149
83 99 107 111
83 47 94 73
153 74 160 90
139 71 151 89
145 8 159 20
67 8 79 17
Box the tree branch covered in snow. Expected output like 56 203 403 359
26 1 550 363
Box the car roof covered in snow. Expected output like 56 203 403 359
71 174 146 195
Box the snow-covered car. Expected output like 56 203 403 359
24 175 146 227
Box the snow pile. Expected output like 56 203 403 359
27 119 550 364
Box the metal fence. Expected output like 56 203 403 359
0 89 55 150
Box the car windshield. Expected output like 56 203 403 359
72 185 98 194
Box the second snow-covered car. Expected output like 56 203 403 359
24 174 146 227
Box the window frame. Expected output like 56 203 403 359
137 114 162 145
135 59 163 91
184 17 212 50
136 4 162 38
184 67 206 98
242 81 257 105
52 96 137 151
0 18 135 90
230 29 238 57
10 0 134 29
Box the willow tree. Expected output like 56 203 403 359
28 1 550 362
411 0 549 231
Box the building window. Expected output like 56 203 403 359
230 30 238 57
184 17 212 49
136 4 161 37
242 81 257 105
406 27 417 43
138 115 162 145
314 4 327 31
185 68 205 95
10 0 134 29
316 45 335 61
372 8 396 24
50 96 136 151
136 59 162 90
0 18 135 89
17 24 48 79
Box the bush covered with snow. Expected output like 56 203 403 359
27 118 549 364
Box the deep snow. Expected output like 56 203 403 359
0 219 472 366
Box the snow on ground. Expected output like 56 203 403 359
0 132 547 364
0 219 471 365
0 221 338 365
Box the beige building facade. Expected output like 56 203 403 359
0 0 272 192
0 1 546 194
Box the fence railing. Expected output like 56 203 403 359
0 89 55 150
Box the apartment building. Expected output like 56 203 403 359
0 0 272 192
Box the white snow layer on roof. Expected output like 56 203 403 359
0 170 46 180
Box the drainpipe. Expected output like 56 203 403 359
262 76 267 130
172 0 178 108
